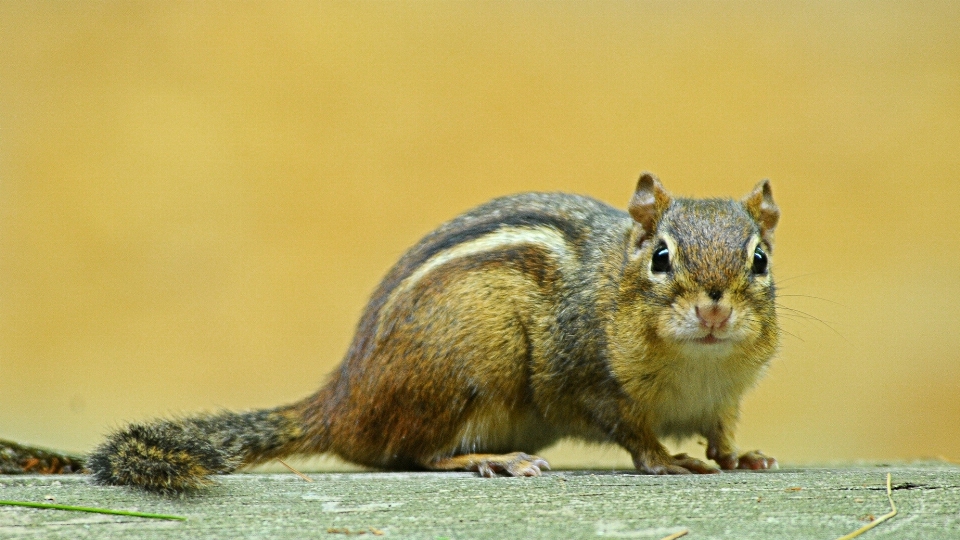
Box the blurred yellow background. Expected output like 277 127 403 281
1 2 958 468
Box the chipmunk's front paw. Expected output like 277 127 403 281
710 449 778 471
635 452 719 475
735 450 777 470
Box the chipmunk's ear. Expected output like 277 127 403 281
743 179 779 247
628 172 672 244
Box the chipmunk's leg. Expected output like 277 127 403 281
633 446 719 475
705 410 777 470
425 452 550 478
624 427 718 475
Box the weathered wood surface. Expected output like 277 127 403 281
1 463 958 539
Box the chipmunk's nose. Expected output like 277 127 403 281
696 302 731 330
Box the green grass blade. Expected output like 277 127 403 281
0 499 186 521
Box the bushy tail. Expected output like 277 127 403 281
0 438 85 474
88 404 308 495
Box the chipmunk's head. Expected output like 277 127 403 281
622 173 780 358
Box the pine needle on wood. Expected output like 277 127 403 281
277 458 314 482
834 473 897 540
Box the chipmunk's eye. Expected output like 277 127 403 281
651 242 671 273
752 246 768 275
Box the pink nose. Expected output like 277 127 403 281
696 304 731 330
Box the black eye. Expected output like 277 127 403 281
752 246 768 275
651 242 671 273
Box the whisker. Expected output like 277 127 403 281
777 294 845 307
778 328 804 342
777 315 819 327
775 271 825 284
776 306 824 322
775 305 846 341
740 312 803 342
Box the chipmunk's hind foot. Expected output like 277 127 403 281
426 452 550 477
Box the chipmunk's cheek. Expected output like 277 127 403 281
656 300 705 343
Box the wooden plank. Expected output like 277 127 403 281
1 463 958 539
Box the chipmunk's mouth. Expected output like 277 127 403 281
695 334 725 345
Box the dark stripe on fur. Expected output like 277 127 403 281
332 244 561 466
410 211 584 274
350 206 585 362
322 193 625 434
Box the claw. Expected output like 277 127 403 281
505 452 548 477
737 451 777 470
430 452 551 478
477 462 496 478
712 450 777 471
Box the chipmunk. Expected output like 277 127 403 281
84 173 780 494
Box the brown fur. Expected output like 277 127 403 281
87 173 781 493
